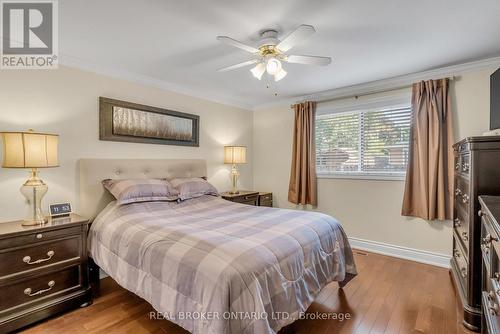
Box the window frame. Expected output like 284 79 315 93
315 93 411 181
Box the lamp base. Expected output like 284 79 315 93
230 164 240 195
21 218 48 227
20 169 48 226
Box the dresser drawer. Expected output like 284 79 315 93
454 152 470 178
453 234 469 292
482 290 500 334
455 141 469 154
454 207 470 252
0 226 82 249
0 265 83 316
455 176 471 212
0 236 82 279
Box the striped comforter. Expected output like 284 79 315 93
88 195 357 334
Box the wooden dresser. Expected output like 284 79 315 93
0 214 92 333
480 196 500 333
452 136 500 331
221 191 273 207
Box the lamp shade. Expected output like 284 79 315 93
224 146 246 164
1 131 59 168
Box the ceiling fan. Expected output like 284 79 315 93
217 25 332 82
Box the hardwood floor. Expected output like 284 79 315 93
21 251 474 334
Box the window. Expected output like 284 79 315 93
316 101 412 179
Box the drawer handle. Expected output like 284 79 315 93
24 280 55 297
453 218 461 228
478 210 483 217
489 300 499 316
36 233 43 239
462 194 469 204
488 291 496 300
461 232 468 242
483 234 498 244
23 250 55 265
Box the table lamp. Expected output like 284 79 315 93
1 130 59 226
224 146 246 194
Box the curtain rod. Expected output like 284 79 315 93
290 75 456 109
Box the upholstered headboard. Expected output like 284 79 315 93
79 159 207 220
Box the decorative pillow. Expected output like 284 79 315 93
102 178 179 205
169 177 219 201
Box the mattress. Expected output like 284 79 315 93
88 195 357 334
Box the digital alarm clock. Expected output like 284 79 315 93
49 203 72 217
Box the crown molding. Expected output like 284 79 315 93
59 54 254 111
59 53 500 112
253 55 500 111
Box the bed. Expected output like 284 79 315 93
80 159 357 334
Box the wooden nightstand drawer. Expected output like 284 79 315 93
0 235 82 279
221 191 259 206
259 193 272 201
221 191 273 207
0 226 82 250
240 194 259 202
0 214 92 333
258 192 273 207
0 265 82 316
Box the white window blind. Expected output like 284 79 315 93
316 104 412 178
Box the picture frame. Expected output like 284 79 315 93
99 97 200 147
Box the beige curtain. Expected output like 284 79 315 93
402 78 454 220
288 101 318 206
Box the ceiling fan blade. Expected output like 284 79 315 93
218 59 259 72
216 36 259 53
276 25 316 52
285 55 332 66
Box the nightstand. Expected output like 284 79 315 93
0 214 92 333
258 192 273 207
221 191 273 207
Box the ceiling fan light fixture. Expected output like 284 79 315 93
274 68 287 82
266 57 281 75
250 63 266 80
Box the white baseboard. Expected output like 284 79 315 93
348 237 451 268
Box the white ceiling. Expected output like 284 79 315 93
60 0 500 109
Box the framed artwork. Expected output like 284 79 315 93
99 97 200 147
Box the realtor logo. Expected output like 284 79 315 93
1 0 58 69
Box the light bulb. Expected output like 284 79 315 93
250 63 266 80
266 58 281 75
274 68 287 82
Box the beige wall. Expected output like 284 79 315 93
253 66 497 256
0 63 496 255
0 66 253 222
